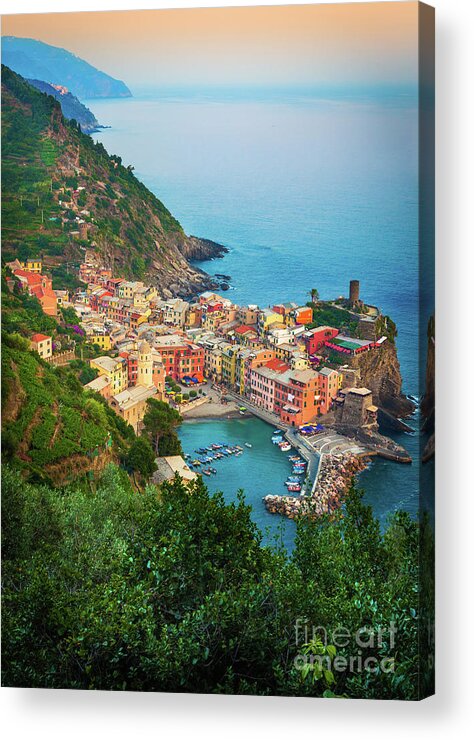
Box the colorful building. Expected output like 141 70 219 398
90 356 128 395
303 325 339 355
221 345 238 388
316 367 342 415
294 306 313 325
20 258 42 274
154 335 204 382
30 333 52 359
87 334 112 352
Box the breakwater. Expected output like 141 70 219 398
264 452 369 520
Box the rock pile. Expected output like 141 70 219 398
263 453 369 520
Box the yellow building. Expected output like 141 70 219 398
109 385 157 433
118 281 144 300
204 346 223 382
90 355 128 395
257 310 282 335
87 334 112 352
20 258 42 274
221 345 238 388
203 311 224 333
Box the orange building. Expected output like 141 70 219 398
249 360 340 426
294 306 313 325
153 335 205 382
14 269 58 316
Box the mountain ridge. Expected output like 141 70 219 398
27 78 103 134
1 66 219 296
2 36 132 99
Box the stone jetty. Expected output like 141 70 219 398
263 453 369 520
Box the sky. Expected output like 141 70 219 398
1 3 419 88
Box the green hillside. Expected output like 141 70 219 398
1 65 211 295
1 329 134 487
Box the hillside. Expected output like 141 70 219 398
1 66 217 296
2 36 131 99
27 78 102 134
1 330 134 487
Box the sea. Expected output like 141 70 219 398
88 85 434 546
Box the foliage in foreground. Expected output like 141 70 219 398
1 465 432 698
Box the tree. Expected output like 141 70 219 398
142 398 182 456
1 464 428 697
309 288 319 304
125 437 157 483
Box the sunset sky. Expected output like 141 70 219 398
2 3 419 88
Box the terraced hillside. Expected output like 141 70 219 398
1 65 214 296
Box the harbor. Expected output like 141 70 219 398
178 413 376 546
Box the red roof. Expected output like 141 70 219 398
14 269 42 285
264 358 290 373
31 333 51 343
235 324 256 335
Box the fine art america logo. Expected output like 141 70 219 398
294 618 397 676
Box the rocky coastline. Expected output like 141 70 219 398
264 453 369 520
180 235 229 262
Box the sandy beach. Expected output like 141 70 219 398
181 397 250 421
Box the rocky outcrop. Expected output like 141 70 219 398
348 341 415 418
179 236 229 262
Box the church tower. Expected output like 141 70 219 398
137 339 153 388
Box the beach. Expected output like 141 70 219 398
181 398 244 420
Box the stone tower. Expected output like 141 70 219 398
349 280 360 304
137 339 153 388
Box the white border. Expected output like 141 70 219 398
1 1 474 737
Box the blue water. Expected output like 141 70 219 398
89 87 434 531
178 417 297 551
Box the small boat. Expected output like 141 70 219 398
245 442 252 448
202 468 211 476
273 429 281 435
287 483 301 492
280 443 291 452
209 468 217 474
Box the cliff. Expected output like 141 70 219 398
346 340 415 419
1 67 215 297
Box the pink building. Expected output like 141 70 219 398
303 325 339 355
